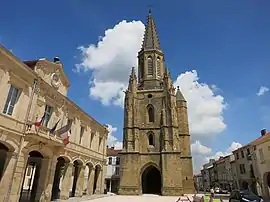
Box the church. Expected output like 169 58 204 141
118 11 195 196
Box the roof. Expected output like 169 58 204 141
176 86 186 101
24 60 39 70
250 132 270 145
107 147 122 156
141 10 161 51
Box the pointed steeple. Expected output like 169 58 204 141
141 10 161 51
176 86 186 101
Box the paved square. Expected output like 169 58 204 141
87 195 180 202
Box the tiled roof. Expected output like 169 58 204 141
107 147 122 156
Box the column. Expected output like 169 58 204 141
44 157 57 202
0 152 17 202
109 179 112 192
8 152 27 202
60 163 73 200
35 157 57 202
95 168 102 194
75 165 85 197
87 167 95 195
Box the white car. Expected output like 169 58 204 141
215 187 220 193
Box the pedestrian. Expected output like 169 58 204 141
210 188 215 199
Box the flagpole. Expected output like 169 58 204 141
5 78 38 202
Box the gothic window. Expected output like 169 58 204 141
148 133 154 146
157 57 161 77
147 56 153 75
147 104 155 122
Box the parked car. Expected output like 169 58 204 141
229 190 263 202
215 187 220 193
220 189 229 194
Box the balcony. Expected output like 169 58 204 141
25 124 64 146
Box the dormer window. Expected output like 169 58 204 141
147 56 153 75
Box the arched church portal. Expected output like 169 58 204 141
141 165 161 195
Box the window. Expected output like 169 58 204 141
239 164 246 174
147 56 153 75
27 167 32 176
147 105 155 122
148 133 154 146
43 105 53 127
108 157 112 165
79 126 85 144
157 57 161 77
236 152 239 160
67 119 73 127
247 148 250 155
116 157 120 165
241 150 244 158
90 132 95 147
99 137 102 147
259 148 264 163
115 167 120 175
3 85 20 115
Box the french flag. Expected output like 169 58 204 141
34 113 45 127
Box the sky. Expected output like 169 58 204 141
1 0 270 172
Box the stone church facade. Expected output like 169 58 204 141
118 11 195 196
0 45 108 202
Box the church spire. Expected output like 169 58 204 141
141 10 161 51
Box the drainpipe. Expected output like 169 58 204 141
5 78 38 202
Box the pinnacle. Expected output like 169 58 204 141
176 86 186 101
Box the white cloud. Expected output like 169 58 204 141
257 86 269 96
76 20 145 106
191 141 242 173
174 70 227 138
191 141 212 155
106 124 122 149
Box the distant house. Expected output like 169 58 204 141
105 146 122 193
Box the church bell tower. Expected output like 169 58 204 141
118 10 195 196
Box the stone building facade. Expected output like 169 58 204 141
118 11 195 196
250 130 270 199
0 45 108 202
213 154 235 191
105 147 121 193
232 144 257 193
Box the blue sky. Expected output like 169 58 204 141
1 0 270 171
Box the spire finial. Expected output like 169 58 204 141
148 5 152 15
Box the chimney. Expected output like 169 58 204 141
53 56 60 63
261 129 266 136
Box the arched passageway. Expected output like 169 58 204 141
51 157 67 200
0 142 9 180
141 165 161 195
93 165 101 194
19 151 43 202
242 181 249 190
70 160 83 197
